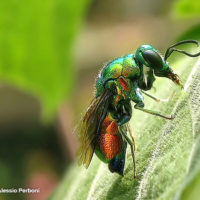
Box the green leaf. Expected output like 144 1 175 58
175 136 200 200
172 0 200 19
0 0 90 119
177 24 200 41
49 53 200 200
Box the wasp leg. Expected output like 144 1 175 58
119 127 136 178
110 100 132 126
134 102 174 120
127 123 136 151
141 90 175 102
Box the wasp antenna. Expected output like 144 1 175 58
166 48 200 60
164 40 200 61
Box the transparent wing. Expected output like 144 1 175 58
77 89 112 168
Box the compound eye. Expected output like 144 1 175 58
142 50 163 69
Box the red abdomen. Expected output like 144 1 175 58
99 114 122 160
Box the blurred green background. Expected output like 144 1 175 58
0 0 199 199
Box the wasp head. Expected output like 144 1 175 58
153 62 183 89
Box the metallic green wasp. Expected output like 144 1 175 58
77 40 200 178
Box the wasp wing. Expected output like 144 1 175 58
77 89 112 168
